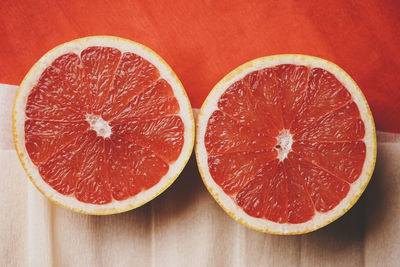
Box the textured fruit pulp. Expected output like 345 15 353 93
24 47 184 204
205 65 366 224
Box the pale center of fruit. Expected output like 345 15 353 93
275 129 293 161
86 114 112 138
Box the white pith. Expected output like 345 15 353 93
275 129 293 161
196 55 376 234
86 114 112 138
13 36 195 215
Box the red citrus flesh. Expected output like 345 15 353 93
24 46 184 205
204 65 366 224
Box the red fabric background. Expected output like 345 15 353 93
0 0 399 132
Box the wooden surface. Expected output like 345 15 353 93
0 84 399 266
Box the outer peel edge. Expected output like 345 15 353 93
195 54 377 234
13 36 195 215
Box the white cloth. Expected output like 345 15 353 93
1 84 399 267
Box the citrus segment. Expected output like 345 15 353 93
81 46 121 114
244 68 283 130
275 64 309 128
39 131 96 196
196 55 376 234
236 160 288 222
291 68 352 133
287 153 350 213
74 134 113 204
13 36 194 214
112 116 184 163
102 52 160 120
25 120 89 165
217 80 278 135
25 60 88 122
205 110 276 154
292 141 366 183
284 158 315 223
208 149 277 194
109 79 180 125
99 135 168 201
293 102 365 141
46 53 91 115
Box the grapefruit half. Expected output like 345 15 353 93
13 36 195 215
196 55 376 234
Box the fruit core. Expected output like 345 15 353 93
275 129 293 161
86 114 112 138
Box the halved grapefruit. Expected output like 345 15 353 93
196 55 376 234
13 36 194 215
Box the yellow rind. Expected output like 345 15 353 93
13 36 195 215
195 54 377 235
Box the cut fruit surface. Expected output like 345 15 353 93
196 55 376 234
13 36 194 215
